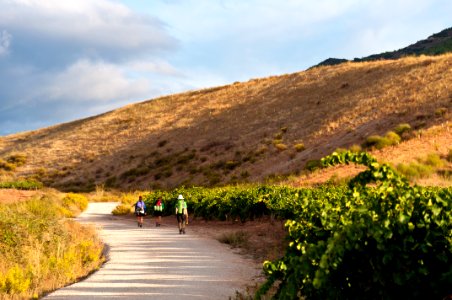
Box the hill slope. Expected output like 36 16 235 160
0 54 451 191
316 27 452 67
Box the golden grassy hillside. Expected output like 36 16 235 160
0 54 451 191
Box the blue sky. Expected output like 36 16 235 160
0 0 451 136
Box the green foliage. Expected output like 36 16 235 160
396 153 446 179
0 179 43 190
305 160 321 171
396 162 434 179
294 143 305 152
257 151 452 300
423 153 445 168
363 131 401 150
394 123 412 136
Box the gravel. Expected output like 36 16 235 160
44 202 260 299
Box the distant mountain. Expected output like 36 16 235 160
315 27 452 67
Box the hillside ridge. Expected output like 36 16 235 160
0 54 451 191
316 27 452 67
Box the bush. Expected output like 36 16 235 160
348 144 362 153
6 154 27 167
394 123 411 136
217 231 249 249
448 149 452 163
258 151 452 299
396 162 434 179
0 195 104 298
0 159 16 171
305 160 321 171
112 204 132 215
423 153 445 168
363 132 400 150
62 193 88 215
274 143 288 151
294 143 305 152
385 131 401 144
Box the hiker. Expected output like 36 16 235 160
175 194 188 234
134 195 146 228
154 197 164 227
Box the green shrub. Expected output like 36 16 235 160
435 107 447 116
363 132 400 150
397 162 434 179
385 131 401 144
274 143 288 151
294 143 305 152
394 123 411 136
258 151 452 300
423 153 445 168
305 160 321 171
0 179 43 190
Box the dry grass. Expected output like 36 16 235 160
0 54 451 190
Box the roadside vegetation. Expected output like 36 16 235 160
142 151 452 299
0 190 103 299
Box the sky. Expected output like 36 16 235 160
0 0 451 136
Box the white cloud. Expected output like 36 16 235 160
41 59 152 103
0 0 177 57
0 29 12 56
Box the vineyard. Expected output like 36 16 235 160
144 151 452 299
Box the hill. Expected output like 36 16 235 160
316 27 452 67
0 54 451 191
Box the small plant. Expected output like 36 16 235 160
305 159 321 171
349 144 362 153
274 143 288 151
6 154 27 167
394 123 412 136
157 140 168 147
294 143 305 152
217 231 249 248
112 204 132 215
423 153 445 168
62 193 88 215
363 131 400 150
435 107 447 116
0 159 16 171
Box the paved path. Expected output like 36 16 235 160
44 202 260 299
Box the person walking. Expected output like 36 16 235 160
134 195 146 228
175 194 188 234
154 197 164 227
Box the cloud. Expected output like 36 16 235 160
0 29 12 56
0 0 178 65
40 59 152 103
0 0 183 135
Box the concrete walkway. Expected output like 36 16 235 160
44 202 260 299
